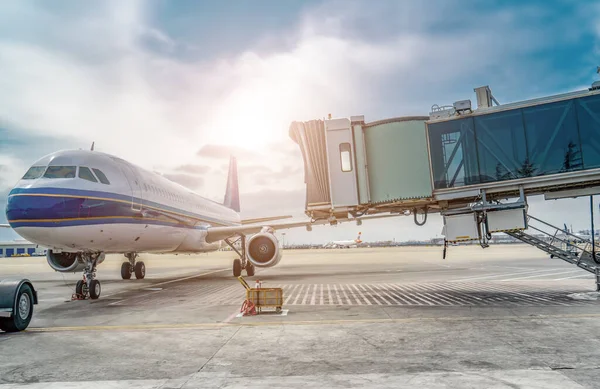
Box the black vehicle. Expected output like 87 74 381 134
0 279 37 332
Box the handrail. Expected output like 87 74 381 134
528 214 593 246
526 220 593 258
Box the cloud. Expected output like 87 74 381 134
196 144 258 160
0 1 598 243
0 154 28 191
3 0 595 176
240 188 305 219
267 140 302 157
238 164 272 175
162 173 204 190
174 164 211 175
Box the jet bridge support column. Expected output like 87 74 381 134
590 195 600 291
591 196 597 263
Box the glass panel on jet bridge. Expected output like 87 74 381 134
428 93 600 190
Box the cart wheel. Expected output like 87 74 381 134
276 307 282 314
550 254 554 258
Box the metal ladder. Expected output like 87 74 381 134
504 215 600 289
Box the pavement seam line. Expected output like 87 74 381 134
197 325 242 373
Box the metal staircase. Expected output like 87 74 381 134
504 215 600 289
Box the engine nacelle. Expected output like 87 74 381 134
246 232 282 268
46 250 105 272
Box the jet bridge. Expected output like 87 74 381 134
290 76 600 288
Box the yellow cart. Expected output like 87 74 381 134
238 276 283 314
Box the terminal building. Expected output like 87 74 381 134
0 241 47 258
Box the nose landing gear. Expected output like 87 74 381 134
73 252 104 300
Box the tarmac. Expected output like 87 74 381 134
1 244 600 388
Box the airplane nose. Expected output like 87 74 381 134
6 190 66 228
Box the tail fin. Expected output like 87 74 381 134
223 156 240 212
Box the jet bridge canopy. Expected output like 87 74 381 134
290 115 434 219
290 84 600 222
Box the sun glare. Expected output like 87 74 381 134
205 72 299 152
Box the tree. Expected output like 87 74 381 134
562 141 583 172
517 158 536 178
495 163 513 181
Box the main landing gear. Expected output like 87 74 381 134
121 252 145 280
225 235 255 277
75 252 104 300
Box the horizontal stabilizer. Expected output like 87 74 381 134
0 224 10 228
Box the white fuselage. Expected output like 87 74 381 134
6 150 241 254
331 240 359 247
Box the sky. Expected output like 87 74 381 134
1 0 600 244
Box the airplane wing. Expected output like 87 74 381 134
240 215 293 225
205 214 399 243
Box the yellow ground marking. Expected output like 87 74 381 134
23 313 600 333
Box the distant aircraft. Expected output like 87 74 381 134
2 149 388 299
324 232 363 248
558 224 595 243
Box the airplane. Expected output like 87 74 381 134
324 232 363 248
1 149 388 299
558 224 597 243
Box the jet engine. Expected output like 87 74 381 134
46 250 105 272
246 232 282 268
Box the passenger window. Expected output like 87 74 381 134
92 168 110 185
78 167 98 183
339 143 353 172
22 166 46 180
44 166 76 179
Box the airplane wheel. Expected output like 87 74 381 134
89 280 101 300
246 263 255 277
135 261 146 280
121 262 132 280
76 279 87 297
233 258 242 277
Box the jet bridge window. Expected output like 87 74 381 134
92 168 110 185
78 166 98 183
339 143 353 172
21 166 46 180
43 166 76 179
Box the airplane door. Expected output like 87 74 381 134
118 163 143 212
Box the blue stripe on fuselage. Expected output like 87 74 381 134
6 187 238 229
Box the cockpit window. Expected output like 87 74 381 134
92 168 110 185
78 167 98 183
22 166 46 180
43 166 76 179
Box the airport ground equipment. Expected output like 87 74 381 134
238 276 283 314
290 72 600 288
0 278 38 332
